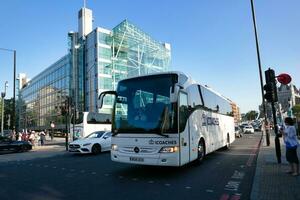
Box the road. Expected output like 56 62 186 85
0 133 262 200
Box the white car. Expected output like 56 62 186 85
68 131 112 154
243 125 254 134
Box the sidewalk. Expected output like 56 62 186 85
251 132 300 200
0 137 68 163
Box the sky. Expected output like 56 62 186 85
0 0 299 113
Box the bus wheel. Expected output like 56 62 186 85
92 144 101 155
197 139 205 162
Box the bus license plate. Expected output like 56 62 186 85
130 157 144 162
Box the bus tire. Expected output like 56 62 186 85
224 134 230 150
92 144 101 155
197 139 205 163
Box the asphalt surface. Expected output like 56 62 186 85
0 133 262 200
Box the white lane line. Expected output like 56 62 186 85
165 183 171 187
185 186 191 189
61 168 65 170
104 173 110 176
206 189 213 193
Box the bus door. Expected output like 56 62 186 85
179 92 190 165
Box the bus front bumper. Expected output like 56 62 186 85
111 151 180 166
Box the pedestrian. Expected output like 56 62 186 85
29 131 35 146
17 132 22 141
280 117 299 176
40 130 46 146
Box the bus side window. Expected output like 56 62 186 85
187 84 203 109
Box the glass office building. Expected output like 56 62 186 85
18 7 170 131
19 56 71 131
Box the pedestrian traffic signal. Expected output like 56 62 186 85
264 68 278 102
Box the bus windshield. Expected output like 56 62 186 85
113 74 178 134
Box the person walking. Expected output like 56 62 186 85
40 130 46 146
29 131 35 146
280 117 299 176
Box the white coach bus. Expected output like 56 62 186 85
99 72 234 166
70 112 111 140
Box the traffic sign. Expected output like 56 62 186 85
277 73 292 85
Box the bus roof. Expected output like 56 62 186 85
118 71 232 103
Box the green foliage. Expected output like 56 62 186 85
292 105 300 118
244 110 258 121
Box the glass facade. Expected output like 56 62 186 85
18 19 171 131
85 20 171 113
19 55 71 131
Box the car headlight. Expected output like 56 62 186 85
159 146 179 153
111 144 118 151
83 143 91 146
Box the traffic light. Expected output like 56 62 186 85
263 68 278 102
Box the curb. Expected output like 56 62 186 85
250 133 264 200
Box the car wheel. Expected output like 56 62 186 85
18 145 26 152
197 139 205 163
91 144 101 155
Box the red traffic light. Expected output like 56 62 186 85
277 73 292 85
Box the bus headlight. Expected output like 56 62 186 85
111 144 118 151
159 146 179 153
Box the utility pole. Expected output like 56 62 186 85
1 81 8 136
250 0 270 146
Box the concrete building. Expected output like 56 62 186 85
277 83 300 117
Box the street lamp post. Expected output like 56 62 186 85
1 81 8 136
0 48 17 131
249 0 270 146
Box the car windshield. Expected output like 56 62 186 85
85 131 105 138
113 74 178 134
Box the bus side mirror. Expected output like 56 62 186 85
98 91 117 109
170 85 181 103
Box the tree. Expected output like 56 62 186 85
245 110 258 121
292 105 300 118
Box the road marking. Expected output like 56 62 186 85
224 181 240 191
104 173 110 176
61 168 65 170
185 186 191 189
165 183 171 186
52 166 57 169
231 171 245 180
148 181 154 184
206 189 213 193
80 170 85 173
91 172 96 175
